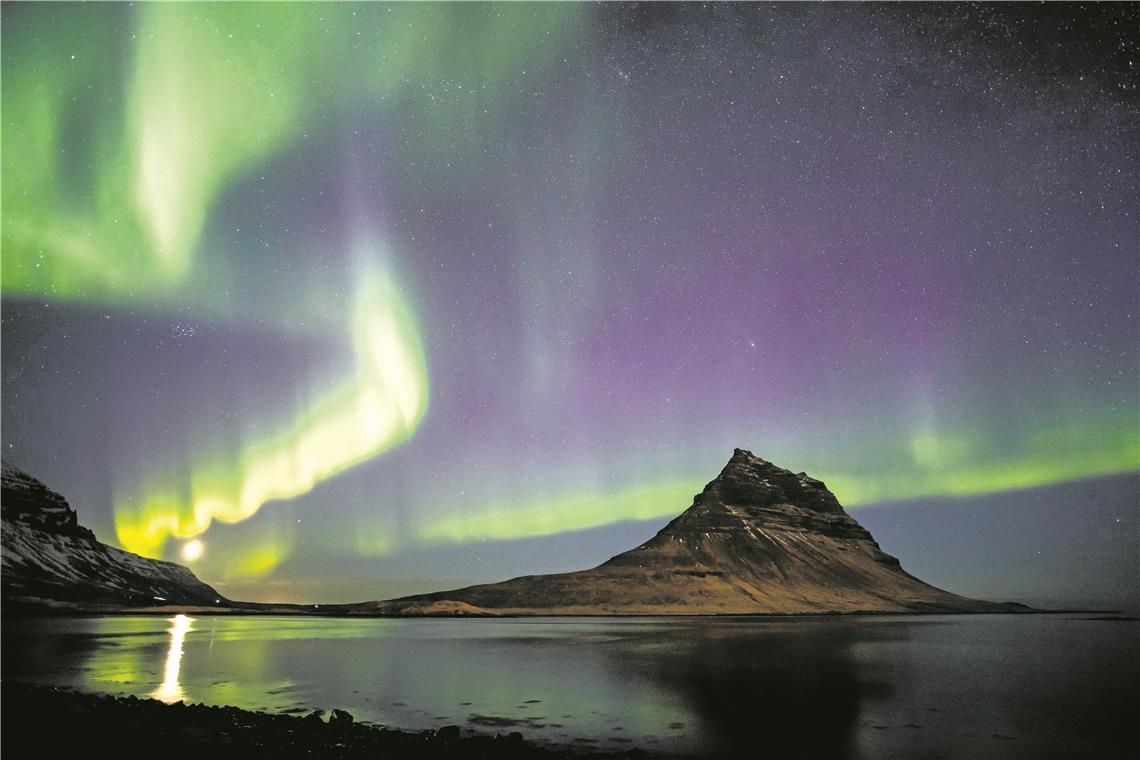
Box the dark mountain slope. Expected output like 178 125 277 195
1 464 226 608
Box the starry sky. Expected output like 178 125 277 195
3 3 1137 604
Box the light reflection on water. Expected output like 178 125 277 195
2 614 1137 759
152 614 192 703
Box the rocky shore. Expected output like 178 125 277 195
1 682 652 759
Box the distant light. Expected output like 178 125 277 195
181 539 205 562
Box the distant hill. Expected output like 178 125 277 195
368 449 1022 615
1 464 227 610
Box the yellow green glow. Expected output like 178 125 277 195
416 481 704 545
3 3 575 575
2 4 578 310
354 527 399 559
0 5 306 306
907 429 975 471
416 427 1138 545
129 5 302 279
220 543 289 581
116 260 429 562
821 431 1140 508
5 1 1134 585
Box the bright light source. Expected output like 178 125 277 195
181 539 205 562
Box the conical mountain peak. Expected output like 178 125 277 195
696 449 843 515
377 448 1013 615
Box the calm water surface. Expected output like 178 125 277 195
3 614 1136 758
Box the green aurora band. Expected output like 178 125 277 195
414 421 1139 546
2 3 577 313
113 256 430 561
2 3 575 569
2 4 1136 583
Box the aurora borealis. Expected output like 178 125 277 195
2 3 1137 602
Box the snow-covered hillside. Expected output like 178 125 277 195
2 464 226 607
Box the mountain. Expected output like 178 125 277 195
371 449 1019 615
1 464 227 610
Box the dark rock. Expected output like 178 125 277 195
0 465 92 538
0 681 657 760
329 708 353 726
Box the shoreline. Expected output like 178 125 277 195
0 682 654 759
3 599 1116 620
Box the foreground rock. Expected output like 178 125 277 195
1 464 228 609
0 682 651 760
371 449 1022 615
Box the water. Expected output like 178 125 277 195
3 614 1136 758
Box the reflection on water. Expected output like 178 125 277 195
152 614 193 703
2 615 1137 759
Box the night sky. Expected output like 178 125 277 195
3 3 1137 604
